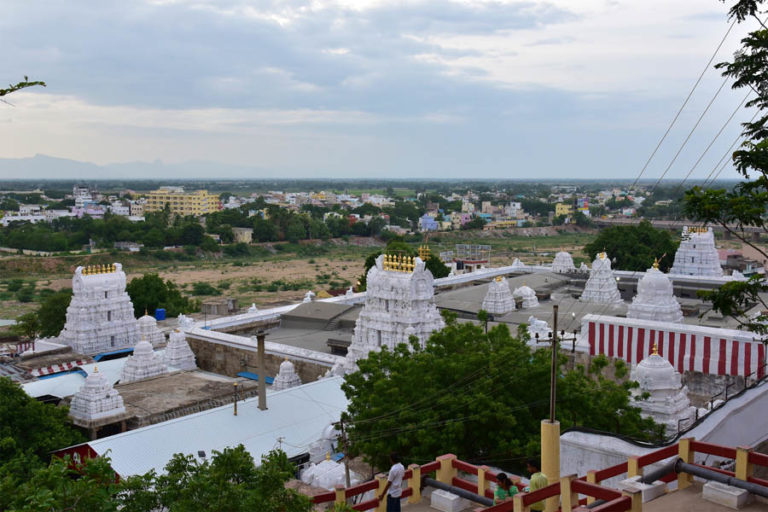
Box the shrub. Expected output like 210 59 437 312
191 282 221 296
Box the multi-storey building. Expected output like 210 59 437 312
143 187 221 216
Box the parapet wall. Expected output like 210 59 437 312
582 314 765 378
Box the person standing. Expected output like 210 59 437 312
378 452 405 512
525 459 548 512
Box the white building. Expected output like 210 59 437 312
580 252 623 304
69 366 126 425
481 276 515 315
627 261 683 323
120 338 168 383
55 264 140 354
670 226 723 277
552 251 576 273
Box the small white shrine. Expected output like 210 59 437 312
69 367 126 423
627 260 683 323
579 262 589 273
511 258 526 269
120 338 168 383
138 311 165 347
303 291 315 303
631 346 696 436
301 453 362 489
272 359 302 391
481 276 515 315
527 315 552 341
163 329 197 371
338 254 444 373
56 264 140 354
248 303 259 313
513 283 540 309
670 226 723 277
552 251 576 273
580 252 623 304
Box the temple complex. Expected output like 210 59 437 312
69 367 126 426
513 283 540 309
627 260 683 323
163 330 197 371
120 338 168 383
338 254 444 373
670 226 723 277
630 346 696 435
138 311 165 347
56 264 140 354
552 250 576 273
579 252 623 304
481 276 515 314
272 359 302 391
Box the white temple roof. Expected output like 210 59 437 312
59 377 347 477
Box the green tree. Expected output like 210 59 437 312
424 255 450 278
0 76 45 98
683 0 768 333
286 218 306 243
10 312 40 339
584 221 678 272
126 274 193 317
342 319 658 470
37 289 73 338
461 217 487 230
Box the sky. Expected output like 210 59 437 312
0 0 758 180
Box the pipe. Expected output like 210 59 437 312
422 477 494 506
676 460 768 498
256 331 267 411
639 459 678 485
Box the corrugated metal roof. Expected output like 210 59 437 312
66 376 347 477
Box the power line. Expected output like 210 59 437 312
674 89 752 193
703 109 760 186
631 18 737 189
651 77 730 193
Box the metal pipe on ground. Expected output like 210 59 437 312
422 477 494 506
676 460 768 498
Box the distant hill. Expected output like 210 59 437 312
0 154 271 180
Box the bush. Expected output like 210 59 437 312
191 282 221 296
6 279 24 292
16 287 35 303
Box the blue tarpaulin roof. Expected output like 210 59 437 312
94 348 134 361
236 372 275 384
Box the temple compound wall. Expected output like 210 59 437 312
582 314 765 378
184 328 340 383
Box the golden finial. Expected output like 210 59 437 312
145 308 148 316
93 365 99 373
409 255 415 272
81 266 87 276
653 258 659 270
495 275 503 282
652 343 658 356
326 452 331 461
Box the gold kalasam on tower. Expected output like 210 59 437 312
418 245 431 261
383 253 415 273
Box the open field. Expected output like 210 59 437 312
0 229 600 325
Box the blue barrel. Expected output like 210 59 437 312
154 308 166 320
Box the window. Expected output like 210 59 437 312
110 336 115 347
107 310 112 321
104 291 108 299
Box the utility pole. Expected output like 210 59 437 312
233 382 238 416
550 305 558 422
256 330 267 411
339 418 351 488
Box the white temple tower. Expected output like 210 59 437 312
552 251 576 273
69 366 126 424
272 359 302 391
513 283 540 309
580 252 623 304
138 311 165 347
481 276 515 315
340 254 444 372
56 264 140 354
627 260 683 323
670 226 722 277
631 346 696 436
163 329 197 371
120 338 168 383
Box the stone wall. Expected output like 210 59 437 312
186 337 330 383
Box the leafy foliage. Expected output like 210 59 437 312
342 319 659 470
126 274 194 317
0 76 45 99
583 220 678 272
682 0 768 333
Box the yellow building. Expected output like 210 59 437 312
555 203 573 217
144 187 221 216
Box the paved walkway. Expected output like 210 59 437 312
643 481 766 512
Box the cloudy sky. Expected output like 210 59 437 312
0 0 757 180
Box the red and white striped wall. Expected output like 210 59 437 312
582 315 765 378
29 359 90 378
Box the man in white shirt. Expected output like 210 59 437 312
378 452 405 512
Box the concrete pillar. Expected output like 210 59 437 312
735 446 753 481
407 464 421 504
513 493 529 512
477 465 490 501
560 474 579 512
256 331 267 411
622 488 642 512
586 471 597 504
376 473 388 512
753 231 761 242
334 484 346 505
435 454 457 485
678 438 694 490
541 420 560 512
723 230 732 240
627 456 640 478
